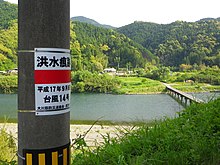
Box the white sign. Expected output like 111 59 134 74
35 83 71 115
35 48 71 70
34 48 71 116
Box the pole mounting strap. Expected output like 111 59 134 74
18 50 35 53
18 110 35 113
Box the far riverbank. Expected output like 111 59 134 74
1 75 220 94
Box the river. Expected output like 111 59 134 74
0 92 219 122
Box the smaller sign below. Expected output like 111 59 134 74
35 83 71 116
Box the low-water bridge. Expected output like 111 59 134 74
164 83 204 106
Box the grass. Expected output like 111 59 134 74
169 82 220 93
0 117 17 124
70 120 156 126
0 125 17 164
115 77 166 94
72 98 220 165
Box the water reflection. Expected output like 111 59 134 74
0 93 184 122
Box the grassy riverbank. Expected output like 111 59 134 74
168 82 220 93
114 77 166 94
72 98 220 165
0 74 219 95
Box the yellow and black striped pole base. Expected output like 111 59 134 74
23 143 70 165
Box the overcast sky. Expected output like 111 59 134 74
6 0 220 27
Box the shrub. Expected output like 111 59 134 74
0 75 17 94
71 71 121 93
0 126 16 164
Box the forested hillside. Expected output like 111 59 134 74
70 21 156 71
0 0 17 70
117 20 220 67
0 0 156 71
0 0 17 29
0 21 17 70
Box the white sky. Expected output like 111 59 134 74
5 0 220 27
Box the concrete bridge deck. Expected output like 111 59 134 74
164 83 204 105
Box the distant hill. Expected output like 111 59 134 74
0 0 17 29
197 17 220 22
117 20 220 67
71 16 116 29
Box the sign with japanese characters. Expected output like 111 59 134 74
34 48 71 116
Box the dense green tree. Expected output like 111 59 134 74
146 66 171 81
0 53 15 70
0 21 17 70
0 0 17 29
71 70 121 93
156 40 184 66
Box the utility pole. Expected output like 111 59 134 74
18 0 70 164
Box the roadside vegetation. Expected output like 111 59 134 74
0 125 16 164
72 98 220 165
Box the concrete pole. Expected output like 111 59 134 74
18 0 70 164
